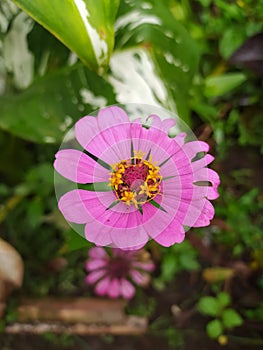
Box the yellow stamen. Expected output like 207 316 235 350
120 191 136 205
109 151 162 207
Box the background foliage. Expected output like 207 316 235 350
0 0 263 348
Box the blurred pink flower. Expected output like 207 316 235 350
54 106 219 250
85 247 155 299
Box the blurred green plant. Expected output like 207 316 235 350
153 240 200 290
197 292 243 341
215 188 263 255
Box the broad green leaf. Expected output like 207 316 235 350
11 0 120 73
27 198 44 229
222 309 243 329
204 73 246 97
0 62 116 143
178 254 200 271
59 229 91 254
217 292 231 309
161 254 179 281
219 27 246 59
206 319 223 339
197 296 220 317
113 0 200 124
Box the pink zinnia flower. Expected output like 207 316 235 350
54 106 219 250
85 247 155 299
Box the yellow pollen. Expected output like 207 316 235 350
120 191 136 205
134 150 145 159
139 183 151 197
109 151 162 207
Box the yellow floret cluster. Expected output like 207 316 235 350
109 152 162 207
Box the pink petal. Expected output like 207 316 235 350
182 140 210 160
153 219 185 247
119 279 135 299
108 278 121 298
162 118 176 133
85 199 140 228
147 114 163 130
110 224 149 250
194 168 220 200
85 223 113 246
75 107 132 163
147 114 176 133
59 189 118 225
84 209 149 249
58 190 90 224
98 136 131 164
192 200 215 227
75 116 99 150
132 261 155 272
117 242 148 251
85 269 106 284
85 259 107 271
174 132 186 147
75 117 118 162
54 149 96 183
54 149 108 183
94 276 111 296
88 247 108 259
191 154 215 171
206 186 220 200
129 270 150 286
142 195 182 240
182 199 215 227
97 106 130 130
172 151 194 175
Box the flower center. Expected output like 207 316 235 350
109 152 162 207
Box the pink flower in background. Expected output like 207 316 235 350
54 106 219 250
85 247 155 299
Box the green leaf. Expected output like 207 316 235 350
0 62 116 143
106 200 119 210
222 309 243 329
197 296 220 317
217 292 231 309
206 319 223 339
219 27 246 59
114 0 200 124
27 198 44 228
179 254 200 271
149 199 167 213
131 139 135 164
78 182 112 192
59 229 91 254
204 73 246 97
161 254 179 282
83 150 112 170
12 0 120 73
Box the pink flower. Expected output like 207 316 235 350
85 247 155 299
54 106 219 250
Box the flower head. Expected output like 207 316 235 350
54 106 219 250
85 247 155 299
